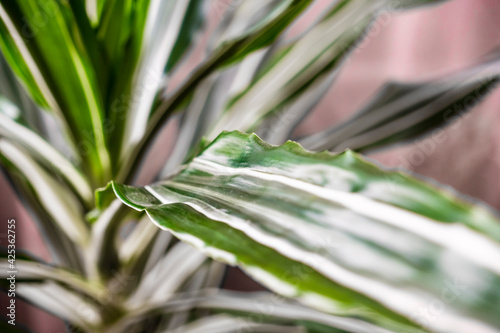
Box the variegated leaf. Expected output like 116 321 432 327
299 51 500 152
208 0 449 140
0 98 93 206
114 131 500 333
116 0 314 182
113 0 208 167
0 0 111 185
0 140 89 246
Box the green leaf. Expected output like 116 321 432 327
163 314 307 333
110 289 389 333
0 168 84 273
112 0 208 169
0 254 103 301
96 0 133 69
95 181 116 210
85 0 107 26
116 0 314 183
114 131 500 333
0 52 43 134
16 282 103 330
299 51 500 152
159 1 286 178
165 0 206 73
0 98 93 206
126 242 207 307
0 1 111 185
0 140 89 246
208 0 450 140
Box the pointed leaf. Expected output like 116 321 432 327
208 0 449 140
114 0 207 166
0 1 111 185
0 98 93 206
299 52 500 152
114 131 500 333
0 140 89 246
17 282 102 330
0 255 103 301
117 0 314 182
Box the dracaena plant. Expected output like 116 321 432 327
1 0 500 332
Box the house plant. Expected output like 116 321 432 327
1 0 500 332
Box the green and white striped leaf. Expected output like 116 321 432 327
127 242 207 307
110 288 391 333
299 51 500 152
0 140 89 246
165 0 206 73
115 0 208 165
114 131 500 333
0 98 93 206
117 0 314 182
0 52 43 134
0 1 110 185
0 255 103 301
163 314 305 333
0 169 84 272
159 1 286 178
85 0 107 26
184 290 391 333
96 0 133 66
17 282 102 331
103 0 149 134
207 0 448 140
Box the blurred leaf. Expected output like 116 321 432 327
191 290 387 333
159 1 286 178
0 254 103 301
0 1 110 185
0 98 93 206
163 314 306 333
0 167 84 273
208 0 449 140
0 52 43 134
0 140 89 246
113 0 209 170
127 242 206 308
111 289 389 333
117 214 158 267
114 131 500 333
257 69 337 145
87 200 134 280
17 282 103 330
117 0 313 182
165 0 206 73
299 52 500 152
85 0 107 26
96 0 133 67
68 0 109 95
